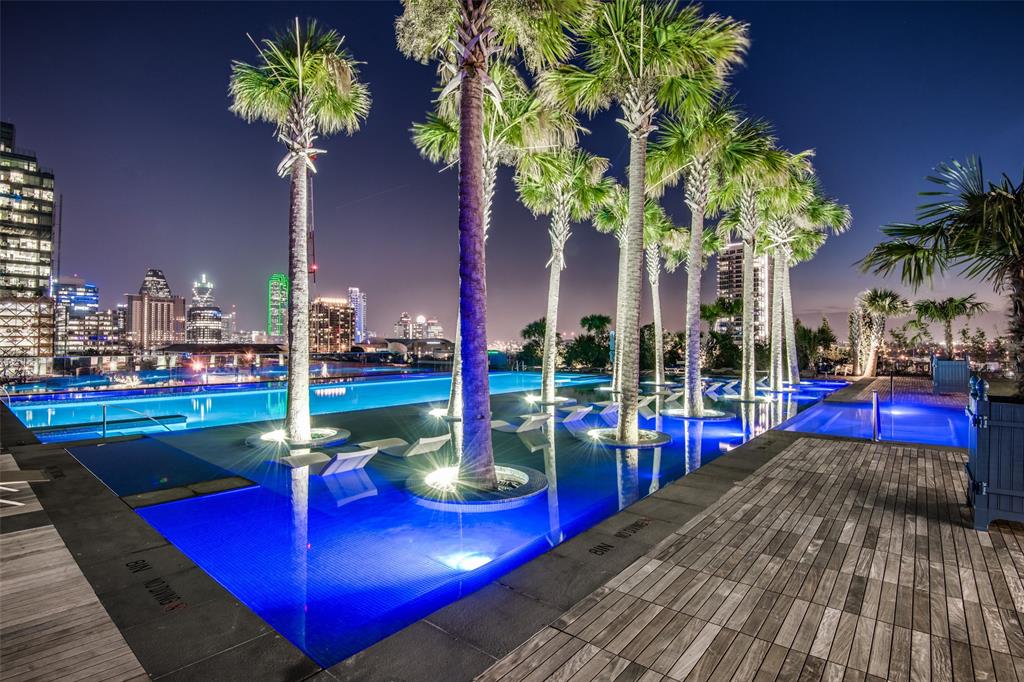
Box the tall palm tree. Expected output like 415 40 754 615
593 185 674 392
856 288 909 377
412 61 580 421
230 19 370 443
913 295 989 357
516 149 614 403
713 124 787 401
860 158 1022 393
543 0 748 442
648 102 766 415
643 207 677 388
398 0 581 488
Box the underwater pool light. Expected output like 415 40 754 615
440 551 492 571
424 466 460 492
428 407 448 418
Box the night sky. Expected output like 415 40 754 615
3 1 1022 341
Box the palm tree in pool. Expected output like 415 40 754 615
543 0 748 442
856 288 910 377
761 170 850 389
412 61 580 421
713 124 788 401
593 185 674 392
913 295 989 358
861 158 1023 393
647 101 764 416
398 0 582 488
642 206 678 389
230 19 370 443
516 149 614 404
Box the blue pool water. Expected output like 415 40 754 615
781 400 969 447
12 372 606 441
66 380 842 667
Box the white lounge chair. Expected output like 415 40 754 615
556 405 593 425
320 445 379 475
491 413 551 433
720 380 739 397
358 435 451 458
321 469 378 508
703 381 724 397
662 390 686 403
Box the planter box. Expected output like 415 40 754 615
933 357 970 394
966 376 1024 530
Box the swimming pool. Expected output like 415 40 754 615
11 372 606 441
780 400 968 447
67 380 844 667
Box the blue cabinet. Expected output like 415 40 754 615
966 376 1024 530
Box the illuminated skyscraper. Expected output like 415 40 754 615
347 286 367 343
267 273 288 338
186 273 222 343
310 297 355 353
714 242 769 341
126 269 186 350
0 122 55 376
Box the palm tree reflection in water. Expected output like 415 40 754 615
290 464 310 648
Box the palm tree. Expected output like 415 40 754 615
860 158 1022 393
913 295 989 357
856 288 909 377
543 0 748 442
648 101 765 415
516 149 614 403
580 314 612 338
412 62 580 421
643 207 677 388
230 19 370 443
713 123 787 401
398 0 580 488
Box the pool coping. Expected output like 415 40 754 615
1 383 919 681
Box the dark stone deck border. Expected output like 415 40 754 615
1 381 944 682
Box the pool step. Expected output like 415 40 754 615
32 414 187 438
121 476 254 509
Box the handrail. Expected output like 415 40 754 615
100 404 176 438
0 384 11 407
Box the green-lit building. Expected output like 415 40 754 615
267 273 288 339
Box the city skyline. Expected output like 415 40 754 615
3 2 1022 341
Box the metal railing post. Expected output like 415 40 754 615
871 390 880 442
102 404 107 439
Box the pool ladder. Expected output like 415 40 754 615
871 390 882 442
100 404 176 438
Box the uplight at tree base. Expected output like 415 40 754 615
584 428 671 449
661 408 734 421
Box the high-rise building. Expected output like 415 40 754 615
126 269 186 350
393 311 414 338
347 286 367 343
310 297 355 353
714 242 769 341
53 276 119 355
221 304 237 342
267 273 288 339
0 122 55 376
186 273 222 343
52 276 99 318
423 316 444 339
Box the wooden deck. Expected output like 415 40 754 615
855 376 967 409
478 436 1024 682
1 473 146 682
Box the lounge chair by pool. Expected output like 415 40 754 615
556 405 593 425
320 445 379 475
357 435 451 458
491 413 551 433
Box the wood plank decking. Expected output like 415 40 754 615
478 437 1024 682
855 376 967 409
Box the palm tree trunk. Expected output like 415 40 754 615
782 257 800 385
286 159 311 442
741 237 756 400
616 135 647 443
456 62 496 489
944 321 953 358
770 254 785 391
446 155 494 418
541 200 570 405
1010 265 1024 396
611 230 628 393
682 157 711 417
646 243 665 387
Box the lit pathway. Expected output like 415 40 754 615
855 376 967 409
477 437 1024 681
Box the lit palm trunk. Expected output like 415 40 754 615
286 160 312 442
770 255 785 391
616 136 647 444
682 157 711 417
612 230 628 393
457 67 496 489
741 238 756 400
646 242 665 387
541 201 570 404
782 255 800 385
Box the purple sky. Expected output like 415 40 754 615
3 1 1022 342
